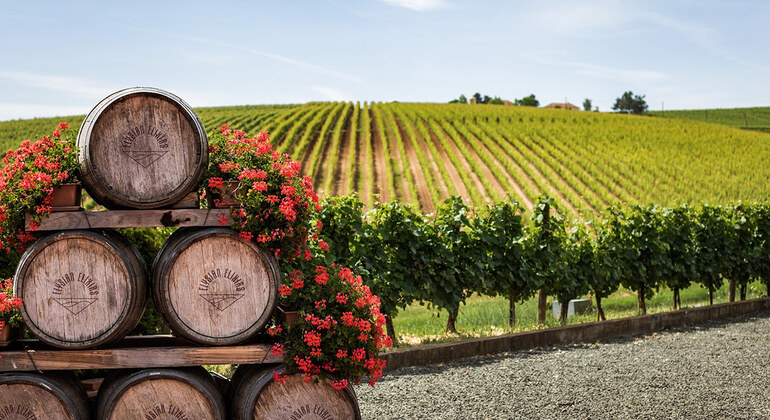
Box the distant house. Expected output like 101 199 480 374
544 102 580 110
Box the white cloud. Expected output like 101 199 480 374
381 0 448 11
116 24 365 84
530 1 635 35
523 54 669 83
310 86 353 102
0 71 111 98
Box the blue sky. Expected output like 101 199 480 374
1 0 769 120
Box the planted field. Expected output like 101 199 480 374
648 106 770 133
3 102 770 218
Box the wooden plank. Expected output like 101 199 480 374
0 343 282 371
27 209 231 231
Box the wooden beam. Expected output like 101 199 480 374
0 343 282 371
26 209 231 231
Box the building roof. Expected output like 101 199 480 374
544 102 580 110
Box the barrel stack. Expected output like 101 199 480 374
1 88 361 419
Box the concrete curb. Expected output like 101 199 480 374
383 297 770 372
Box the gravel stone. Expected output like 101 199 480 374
357 312 770 419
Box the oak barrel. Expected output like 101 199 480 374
229 365 361 420
152 228 279 345
14 230 146 349
77 87 208 209
0 371 89 420
96 367 225 420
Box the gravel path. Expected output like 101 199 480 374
357 312 770 419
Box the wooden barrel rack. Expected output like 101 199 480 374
4 88 362 419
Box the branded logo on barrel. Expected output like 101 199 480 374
121 124 169 168
198 268 246 311
289 404 335 420
144 404 189 420
0 404 36 420
51 272 98 315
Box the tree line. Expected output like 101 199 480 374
316 195 770 344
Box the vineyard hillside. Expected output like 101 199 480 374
648 107 770 133
2 102 770 218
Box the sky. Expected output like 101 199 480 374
1 0 769 120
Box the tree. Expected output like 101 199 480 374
515 94 539 107
473 93 492 105
449 94 468 104
583 98 592 111
612 91 648 114
489 97 504 105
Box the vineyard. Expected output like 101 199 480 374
3 102 770 218
648 106 770 133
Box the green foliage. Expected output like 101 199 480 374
117 227 175 335
693 205 734 298
603 205 670 312
515 94 539 107
366 201 427 315
422 196 482 330
612 91 648 114
558 224 592 311
583 98 592 111
728 203 763 292
0 251 19 278
520 197 569 296
659 206 697 305
472 199 526 301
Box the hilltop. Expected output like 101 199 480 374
2 103 769 218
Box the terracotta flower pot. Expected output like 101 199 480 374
0 325 24 346
51 183 82 212
207 181 246 208
276 306 299 329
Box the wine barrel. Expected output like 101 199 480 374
153 228 279 345
230 365 361 420
14 230 146 349
96 367 225 420
0 372 89 420
77 87 208 209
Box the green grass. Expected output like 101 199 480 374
391 280 769 347
648 107 770 133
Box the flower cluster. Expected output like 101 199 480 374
269 263 392 388
0 123 78 253
0 278 23 332
205 124 320 256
